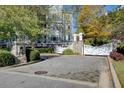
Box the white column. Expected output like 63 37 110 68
79 33 83 41
73 34 77 42
66 35 69 41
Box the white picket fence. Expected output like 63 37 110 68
83 43 113 56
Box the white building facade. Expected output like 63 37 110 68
47 5 73 43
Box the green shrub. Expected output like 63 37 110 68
84 38 110 46
84 38 93 45
63 49 79 55
117 43 124 54
92 38 110 46
0 46 10 51
0 50 15 67
30 50 40 61
26 48 33 62
35 48 54 53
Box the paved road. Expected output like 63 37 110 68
0 56 113 88
0 71 97 88
6 56 108 75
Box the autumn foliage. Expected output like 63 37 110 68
77 5 111 45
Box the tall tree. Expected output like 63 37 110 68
108 6 124 26
108 6 124 41
77 5 111 39
0 6 48 45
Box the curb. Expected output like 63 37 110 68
98 57 113 88
107 56 121 88
0 60 41 70
61 55 83 57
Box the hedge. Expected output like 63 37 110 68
30 50 40 61
117 44 124 55
0 50 15 67
63 49 79 55
84 38 110 46
35 47 54 53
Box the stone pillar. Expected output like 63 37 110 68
73 33 84 55
11 41 18 56
11 41 27 64
79 33 84 55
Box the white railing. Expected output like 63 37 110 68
83 43 113 56
54 42 73 54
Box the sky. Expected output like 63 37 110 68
105 5 119 12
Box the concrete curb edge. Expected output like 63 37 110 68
107 56 121 88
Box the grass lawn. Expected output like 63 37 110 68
112 60 124 87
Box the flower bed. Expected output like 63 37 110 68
110 51 124 61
